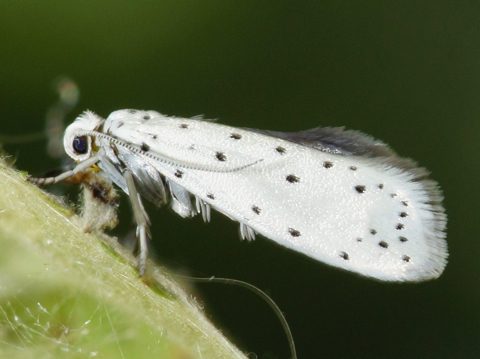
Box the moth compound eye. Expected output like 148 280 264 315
72 136 88 154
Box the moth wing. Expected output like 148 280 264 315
104 110 259 172
250 127 396 157
103 110 447 282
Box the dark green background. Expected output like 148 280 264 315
1 1 479 358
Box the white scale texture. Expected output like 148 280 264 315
65 110 448 282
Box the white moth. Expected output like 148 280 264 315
31 109 447 281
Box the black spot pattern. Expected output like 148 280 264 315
402 255 411 262
207 193 215 200
370 229 377 235
356 238 363 242
175 170 183 178
340 251 349 260
230 133 242 139
117 121 124 128
152 135 158 140
402 201 408 207
349 166 357 171
128 109 137 114
379 241 389 248
391 193 397 198
288 228 301 237
400 212 408 218
143 114 151 120
399 236 408 243
323 161 333 168
276 146 286 154
378 184 384 189
180 123 189 129
286 174 300 183
141 143 150 152
355 185 366 193
252 205 261 215
396 223 405 230
216 152 227 161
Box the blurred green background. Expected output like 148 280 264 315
1 1 479 358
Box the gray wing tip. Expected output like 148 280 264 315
251 126 395 157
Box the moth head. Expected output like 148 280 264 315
63 111 104 162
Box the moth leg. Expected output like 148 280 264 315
123 170 151 276
28 155 101 186
239 222 256 241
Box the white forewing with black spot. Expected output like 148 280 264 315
62 109 447 281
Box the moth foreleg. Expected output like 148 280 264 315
28 155 101 186
123 170 151 276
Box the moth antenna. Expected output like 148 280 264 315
174 274 297 359
82 131 264 173
171 158 263 174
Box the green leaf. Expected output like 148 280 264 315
0 157 246 359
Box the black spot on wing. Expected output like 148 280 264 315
216 152 227 161
175 170 183 178
354 185 366 193
379 241 389 248
252 205 261 215
288 228 301 237
286 174 300 183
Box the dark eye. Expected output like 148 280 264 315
72 136 88 154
